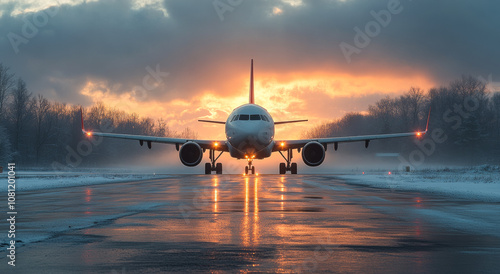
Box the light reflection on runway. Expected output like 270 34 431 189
3 175 500 273
213 177 218 213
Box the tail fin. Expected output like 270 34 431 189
249 59 254 104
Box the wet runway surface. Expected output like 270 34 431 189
2 175 500 273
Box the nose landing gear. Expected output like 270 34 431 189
244 158 256 175
205 149 223 174
278 148 298 174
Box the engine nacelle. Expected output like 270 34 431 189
179 142 203 167
302 141 325 167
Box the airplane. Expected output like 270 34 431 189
81 59 430 175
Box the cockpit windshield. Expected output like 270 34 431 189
234 114 270 121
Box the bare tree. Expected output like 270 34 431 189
155 118 169 137
368 96 397 133
10 78 32 155
33 94 52 164
0 125 13 165
492 92 500 137
0 64 15 119
406 87 426 129
180 127 198 139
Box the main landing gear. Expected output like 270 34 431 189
244 158 256 175
205 149 223 174
278 148 297 174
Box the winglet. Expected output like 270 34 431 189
425 106 431 133
80 108 92 136
417 107 431 137
249 59 254 104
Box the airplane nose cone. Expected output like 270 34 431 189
228 124 272 154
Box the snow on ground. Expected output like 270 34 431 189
0 168 170 192
336 165 500 202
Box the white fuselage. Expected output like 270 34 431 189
225 104 275 159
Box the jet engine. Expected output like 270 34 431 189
301 141 325 166
179 142 203 166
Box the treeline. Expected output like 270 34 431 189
304 75 500 165
0 63 196 168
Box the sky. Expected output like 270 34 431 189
1 0 499 139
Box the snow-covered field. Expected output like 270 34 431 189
336 165 500 202
0 168 169 192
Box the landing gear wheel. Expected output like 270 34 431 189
245 166 249 175
251 166 255 174
278 149 299 174
206 149 224 175
279 163 286 174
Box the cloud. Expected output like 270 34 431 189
0 0 498 137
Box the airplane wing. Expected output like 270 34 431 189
81 110 227 151
274 108 430 151
273 131 425 151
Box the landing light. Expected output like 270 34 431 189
280 142 285 147
417 132 422 137
86 132 92 136
214 142 219 147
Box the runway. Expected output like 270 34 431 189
2 174 499 273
